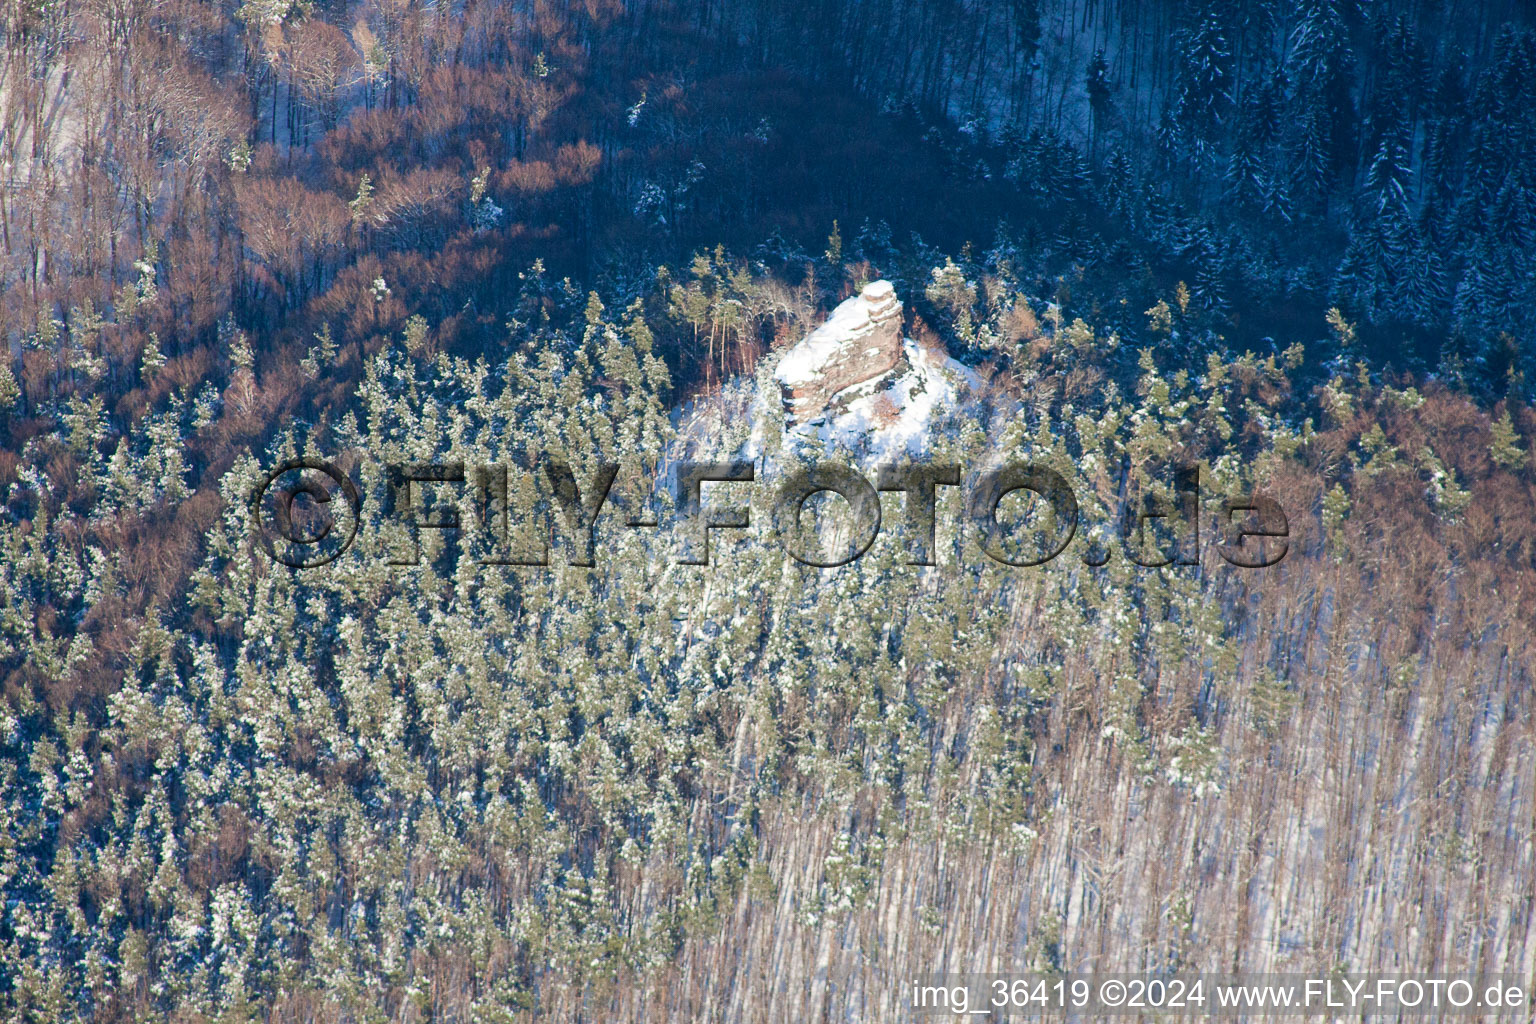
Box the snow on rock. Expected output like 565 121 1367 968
775 280 905 426
760 280 977 461
805 336 976 459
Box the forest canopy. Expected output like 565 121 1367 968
0 0 1533 1020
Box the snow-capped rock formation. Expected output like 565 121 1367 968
766 279 977 459
775 280 905 426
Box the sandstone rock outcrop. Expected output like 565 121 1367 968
774 280 905 425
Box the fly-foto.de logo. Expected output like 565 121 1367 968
250 457 1290 571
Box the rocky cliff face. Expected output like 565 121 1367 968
774 280 905 426
758 278 977 460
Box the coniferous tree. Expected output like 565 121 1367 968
1286 0 1357 206
1172 5 1235 171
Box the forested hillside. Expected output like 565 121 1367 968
1 0 1534 1020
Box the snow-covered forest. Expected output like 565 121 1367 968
0 0 1533 1020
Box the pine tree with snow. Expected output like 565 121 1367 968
1286 0 1356 205
1172 7 1234 148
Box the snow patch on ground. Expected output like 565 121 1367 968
745 337 978 464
